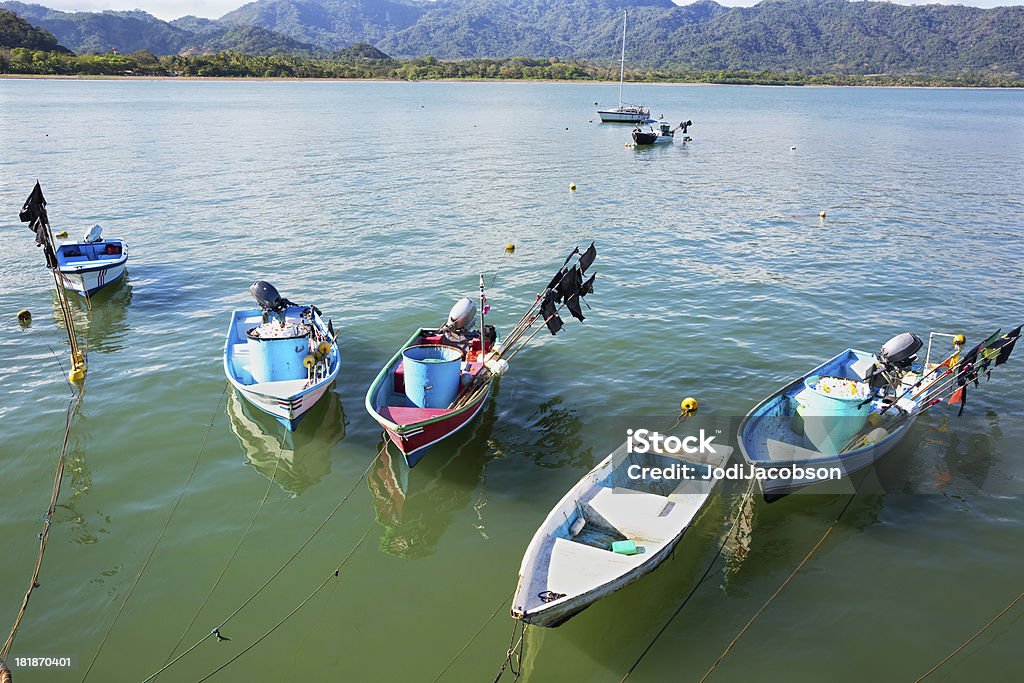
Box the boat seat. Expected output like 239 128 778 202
586 487 680 543
547 537 639 594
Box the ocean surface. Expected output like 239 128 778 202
0 79 1022 682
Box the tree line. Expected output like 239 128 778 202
2 48 1022 87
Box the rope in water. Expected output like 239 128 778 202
915 589 1024 682
492 619 526 683
158 447 287 674
432 591 515 682
82 383 228 682
1 382 82 663
193 521 376 682
696 493 857 682
137 440 387 682
619 479 755 682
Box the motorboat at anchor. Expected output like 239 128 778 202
224 281 341 431
631 120 692 146
55 224 128 296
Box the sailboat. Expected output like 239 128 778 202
597 11 650 123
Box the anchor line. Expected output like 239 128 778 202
1 383 82 662
138 441 388 683
193 521 377 682
159 445 287 673
620 479 755 682
493 619 526 683
82 383 229 682
432 591 515 683
915 589 1024 682
696 492 857 683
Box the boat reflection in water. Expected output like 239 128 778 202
225 387 345 496
368 398 498 558
52 276 132 354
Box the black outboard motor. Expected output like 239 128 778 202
866 332 923 394
250 281 293 322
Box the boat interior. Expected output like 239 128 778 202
226 306 331 388
371 329 493 426
57 241 124 264
742 348 917 463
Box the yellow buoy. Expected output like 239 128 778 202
569 183 576 192
819 211 827 219
867 412 883 428
55 230 68 238
680 397 699 414
953 334 965 346
318 341 332 356
303 354 316 369
505 243 515 254
17 309 32 324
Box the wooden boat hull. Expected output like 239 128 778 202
738 348 919 502
513 440 730 627
365 328 497 467
56 239 128 296
223 305 340 432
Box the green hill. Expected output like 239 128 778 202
0 6 69 51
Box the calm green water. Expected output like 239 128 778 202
1 80 1022 682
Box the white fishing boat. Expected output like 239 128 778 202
596 11 650 124
512 436 731 627
55 224 128 296
631 119 692 145
224 281 341 431
739 327 1021 502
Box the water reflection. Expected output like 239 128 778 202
225 388 345 496
369 398 498 558
51 277 132 354
491 396 593 470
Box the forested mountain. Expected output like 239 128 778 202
0 7 69 51
2 0 1023 76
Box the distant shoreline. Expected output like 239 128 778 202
2 74 1020 89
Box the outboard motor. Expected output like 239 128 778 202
866 332 923 393
83 224 103 243
251 280 296 323
879 332 923 368
444 297 477 334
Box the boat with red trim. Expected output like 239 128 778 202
366 243 599 466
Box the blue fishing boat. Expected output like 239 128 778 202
224 281 340 431
739 328 1021 501
55 225 128 296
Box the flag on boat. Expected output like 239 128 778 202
537 243 597 335
20 181 58 268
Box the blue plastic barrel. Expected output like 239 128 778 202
402 345 464 409
794 375 871 454
247 335 309 383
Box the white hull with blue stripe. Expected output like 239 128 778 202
223 292 340 432
55 238 128 296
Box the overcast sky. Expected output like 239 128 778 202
31 0 1024 22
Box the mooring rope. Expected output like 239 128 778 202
696 493 857 682
137 440 387 682
1 383 82 662
432 591 515 682
193 520 377 682
619 479 755 682
492 619 526 683
915 589 1024 682
159 450 286 673
82 383 229 682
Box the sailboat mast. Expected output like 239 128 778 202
618 11 626 108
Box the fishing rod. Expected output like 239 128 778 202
877 335 967 414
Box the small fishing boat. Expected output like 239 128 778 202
512 434 732 627
366 243 599 466
597 11 649 124
54 225 128 296
631 120 692 146
224 281 340 431
739 327 1021 502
